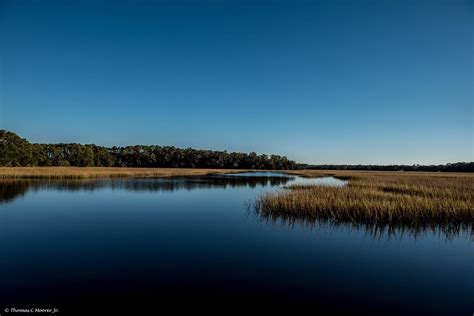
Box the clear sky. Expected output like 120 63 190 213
1 0 472 164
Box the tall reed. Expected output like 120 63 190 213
255 172 474 234
0 167 248 179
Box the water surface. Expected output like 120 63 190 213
0 173 472 315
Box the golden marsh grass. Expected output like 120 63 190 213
0 167 248 179
255 170 474 235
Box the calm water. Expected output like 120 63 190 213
0 173 472 315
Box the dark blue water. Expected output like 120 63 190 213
0 173 472 315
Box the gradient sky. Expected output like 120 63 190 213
1 0 472 164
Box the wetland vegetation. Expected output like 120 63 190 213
1 171 473 314
1 130 473 237
255 170 474 236
0 167 248 179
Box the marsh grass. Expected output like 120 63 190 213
0 167 248 179
253 210 473 240
255 171 474 236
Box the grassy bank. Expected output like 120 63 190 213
0 167 249 179
255 170 474 233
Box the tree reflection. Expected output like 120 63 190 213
0 174 294 204
0 181 30 204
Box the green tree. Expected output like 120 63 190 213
0 130 33 166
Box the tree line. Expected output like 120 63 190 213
301 162 474 173
0 130 298 169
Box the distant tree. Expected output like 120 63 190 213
0 130 296 170
0 130 33 166
58 160 71 167
91 145 114 167
303 163 474 172
2 130 471 172
31 144 51 166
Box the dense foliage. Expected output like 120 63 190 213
0 130 298 169
2 130 471 171
301 163 474 173
0 130 33 167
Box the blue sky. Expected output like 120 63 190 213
1 0 472 164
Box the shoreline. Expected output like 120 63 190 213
0 167 253 179
0 167 472 180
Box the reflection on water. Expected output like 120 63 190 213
0 174 294 204
0 181 30 204
0 172 472 314
1 174 470 240
289 175 348 187
254 211 474 241
225 171 291 177
251 174 471 240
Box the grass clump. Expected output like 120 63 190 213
255 171 474 235
0 167 248 179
